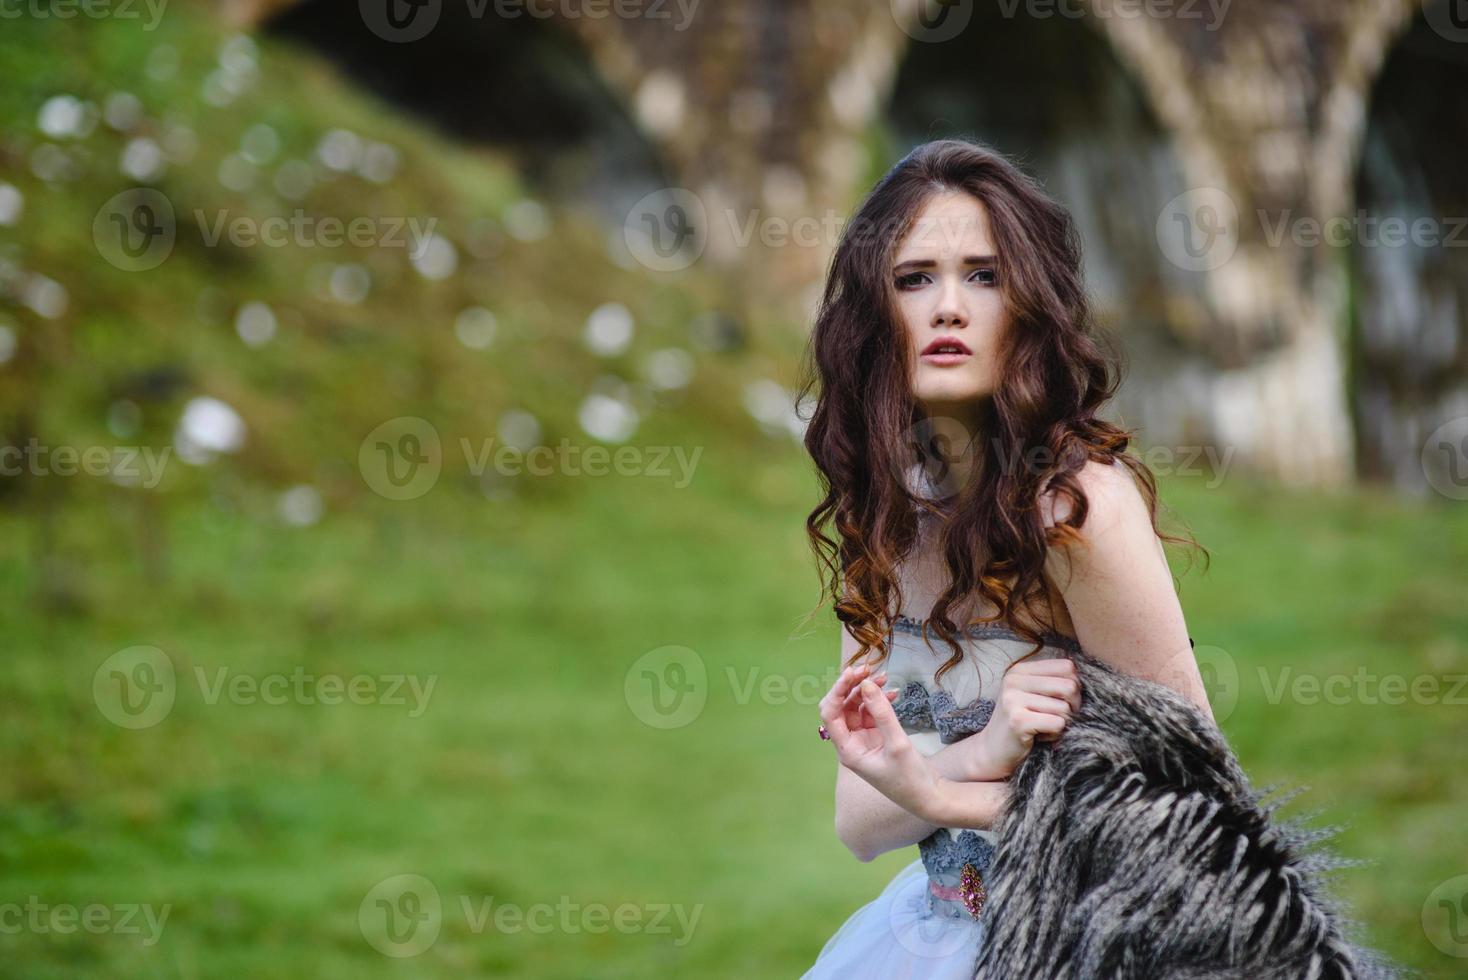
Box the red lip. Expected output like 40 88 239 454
921 336 972 357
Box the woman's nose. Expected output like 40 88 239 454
932 280 968 328
933 307 966 329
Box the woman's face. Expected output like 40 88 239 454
891 190 1008 420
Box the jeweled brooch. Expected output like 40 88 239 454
960 861 987 920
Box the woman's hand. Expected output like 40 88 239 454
819 665 949 824
970 657 1082 779
831 662 899 730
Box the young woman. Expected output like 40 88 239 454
798 139 1215 977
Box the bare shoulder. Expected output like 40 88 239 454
1041 457 1165 594
1039 457 1146 535
1039 458 1203 713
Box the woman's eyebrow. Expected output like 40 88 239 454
892 254 997 273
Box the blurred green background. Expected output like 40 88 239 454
2 4 1467 979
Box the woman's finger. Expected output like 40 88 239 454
1010 674 1081 711
1016 691 1074 718
840 669 887 729
820 664 868 722
859 679 910 747
1018 709 1067 735
820 668 866 751
1008 657 1078 678
843 686 899 715
817 672 845 723
839 671 889 710
834 663 871 698
856 690 899 734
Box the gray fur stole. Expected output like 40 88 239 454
972 651 1406 979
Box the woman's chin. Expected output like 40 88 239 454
914 386 993 415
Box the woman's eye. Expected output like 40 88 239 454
895 270 996 289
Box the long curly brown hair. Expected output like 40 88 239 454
798 138 1204 682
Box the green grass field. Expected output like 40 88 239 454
2 452 1466 978
3 8 1466 979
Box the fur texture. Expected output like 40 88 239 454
972 651 1407 980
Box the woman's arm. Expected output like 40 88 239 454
1042 459 1215 722
834 761 1009 862
823 627 1078 861
830 657 1009 860
827 659 1010 862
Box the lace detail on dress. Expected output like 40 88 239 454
919 829 997 920
891 614 1084 657
893 681 996 744
920 828 996 878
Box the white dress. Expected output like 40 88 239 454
801 614 1082 979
